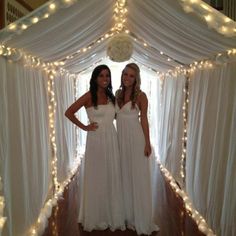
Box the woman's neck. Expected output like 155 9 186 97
124 87 132 96
97 87 106 95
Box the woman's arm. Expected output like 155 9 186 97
65 92 98 131
139 92 151 157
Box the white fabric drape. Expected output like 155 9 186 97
0 0 114 74
54 73 77 182
186 62 236 236
1 0 235 73
158 75 185 184
127 0 236 70
0 57 52 236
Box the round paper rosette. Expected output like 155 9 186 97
107 34 133 62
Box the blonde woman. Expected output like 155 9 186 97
116 63 159 235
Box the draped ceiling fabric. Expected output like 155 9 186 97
0 0 236 236
0 0 235 73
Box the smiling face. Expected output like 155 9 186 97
122 66 136 88
96 69 111 89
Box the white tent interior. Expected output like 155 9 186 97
0 0 235 236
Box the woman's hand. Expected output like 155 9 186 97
85 122 98 131
144 143 152 157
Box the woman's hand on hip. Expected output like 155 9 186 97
85 122 98 131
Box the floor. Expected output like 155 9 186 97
42 164 205 236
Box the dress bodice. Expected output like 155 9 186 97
116 101 140 120
86 102 115 127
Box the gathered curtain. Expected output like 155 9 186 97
186 62 236 236
158 75 185 185
0 56 79 236
0 57 52 236
54 73 77 183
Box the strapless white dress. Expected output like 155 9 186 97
78 102 125 232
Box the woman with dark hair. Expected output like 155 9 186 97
65 65 125 232
116 63 159 235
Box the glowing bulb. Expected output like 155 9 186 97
224 17 231 23
21 24 28 30
221 26 228 32
204 15 212 22
32 17 39 24
44 13 49 18
9 24 17 30
49 3 56 10
200 3 211 11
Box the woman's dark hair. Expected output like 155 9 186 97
89 64 115 108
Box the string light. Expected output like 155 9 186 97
0 1 82 42
112 0 128 32
57 31 115 64
31 17 39 24
127 31 184 67
180 73 190 182
0 177 7 235
179 0 236 36
48 71 59 191
159 163 216 236
159 75 164 108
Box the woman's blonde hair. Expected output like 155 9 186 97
116 63 141 108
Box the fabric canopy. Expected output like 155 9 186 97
0 0 235 73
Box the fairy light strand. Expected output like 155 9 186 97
0 177 7 235
159 162 216 236
28 70 81 235
179 0 236 37
180 72 190 183
112 0 128 32
1 0 79 43
128 31 185 66
48 71 59 191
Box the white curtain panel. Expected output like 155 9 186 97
74 72 90 153
139 68 160 154
54 73 77 183
0 57 52 236
186 62 236 236
158 75 185 185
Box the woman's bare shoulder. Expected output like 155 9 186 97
81 91 92 107
137 90 147 101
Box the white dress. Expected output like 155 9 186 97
78 102 125 232
116 101 159 235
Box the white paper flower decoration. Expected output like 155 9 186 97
107 34 133 62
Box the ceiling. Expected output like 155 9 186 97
0 0 235 73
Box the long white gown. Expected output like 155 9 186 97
116 101 159 235
78 102 125 232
